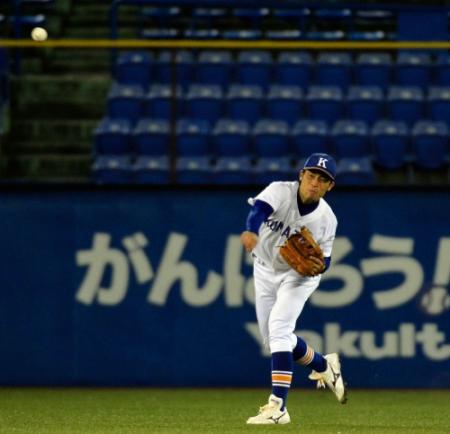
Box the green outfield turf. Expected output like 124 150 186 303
0 388 449 433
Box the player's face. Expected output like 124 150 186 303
299 169 334 203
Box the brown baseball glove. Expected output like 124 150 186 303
279 226 325 276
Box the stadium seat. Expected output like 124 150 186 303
252 119 290 157
265 30 302 40
140 28 179 40
347 86 384 125
387 86 425 126
133 119 170 156
222 29 262 40
306 86 344 124
233 7 270 28
140 6 181 27
291 120 330 157
196 50 233 89
395 52 432 89
107 84 144 124
347 30 387 41
411 120 448 169
94 118 131 155
155 50 194 90
143 84 183 120
355 52 392 87
92 155 133 184
150 87 173 118
236 50 273 91
213 157 253 184
305 30 346 41
192 7 227 28
266 85 304 126
372 120 410 169
272 7 311 31
226 84 264 125
275 51 313 90
428 87 450 125
316 52 353 89
335 157 376 185
176 118 211 156
212 119 251 157
133 156 171 184
331 120 370 158
176 156 212 184
185 84 223 124
435 52 450 86
183 28 221 39
253 157 294 184
115 51 154 89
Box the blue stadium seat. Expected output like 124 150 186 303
140 28 179 40
428 87 450 125
347 86 384 125
92 155 133 184
253 157 294 184
331 120 370 158
233 8 270 27
275 51 313 89
94 118 131 155
435 53 450 86
140 6 181 25
107 84 144 124
372 120 409 169
306 86 344 124
387 86 425 126
236 50 273 91
192 8 227 28
176 118 211 156
305 30 346 41
116 51 154 89
212 119 251 157
291 120 330 157
176 156 212 184
156 50 194 90
395 52 432 89
196 50 233 89
252 119 290 157
336 157 376 185
265 30 302 40
266 85 304 126
412 120 448 169
143 84 182 120
355 52 392 87
133 119 170 156
183 28 221 39
347 30 387 41
316 52 353 89
272 7 311 30
222 29 262 40
185 84 223 124
213 157 253 184
226 84 264 125
133 156 171 184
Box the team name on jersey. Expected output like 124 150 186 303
264 218 293 238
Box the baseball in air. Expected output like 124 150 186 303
31 27 48 42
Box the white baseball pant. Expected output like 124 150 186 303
253 259 321 353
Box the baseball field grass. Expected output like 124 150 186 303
0 388 448 433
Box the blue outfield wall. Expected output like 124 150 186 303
0 188 449 387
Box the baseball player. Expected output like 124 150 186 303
241 153 347 425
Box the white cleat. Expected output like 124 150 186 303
309 353 347 404
246 394 291 425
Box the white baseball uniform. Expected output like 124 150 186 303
248 181 337 353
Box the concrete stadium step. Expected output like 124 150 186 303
9 119 99 143
4 140 92 155
11 74 111 118
3 154 92 180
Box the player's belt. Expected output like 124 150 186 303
251 253 267 267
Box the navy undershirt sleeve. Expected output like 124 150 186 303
245 200 274 234
323 256 331 272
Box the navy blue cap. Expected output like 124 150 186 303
302 153 336 181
